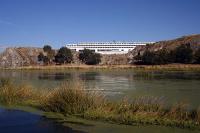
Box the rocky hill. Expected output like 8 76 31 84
130 34 200 57
0 34 200 68
0 47 129 68
0 47 43 68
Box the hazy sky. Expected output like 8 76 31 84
0 0 199 48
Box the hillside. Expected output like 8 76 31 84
0 34 200 68
0 47 129 68
0 47 43 68
130 34 200 57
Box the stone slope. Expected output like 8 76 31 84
130 34 200 57
0 47 43 68
1 34 200 68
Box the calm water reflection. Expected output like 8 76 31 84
1 69 200 132
1 69 200 108
0 108 85 133
1 107 200 133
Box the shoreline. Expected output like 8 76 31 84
2 106 196 133
1 64 200 71
0 80 200 130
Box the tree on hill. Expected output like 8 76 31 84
167 50 176 63
42 45 55 64
55 47 73 64
174 43 193 63
86 53 101 65
43 56 50 65
37 52 49 65
55 54 65 64
79 49 101 65
194 48 200 64
153 48 170 65
133 43 194 65
140 50 155 65
133 52 143 65
47 50 55 61
43 45 52 53
79 49 92 63
38 52 44 62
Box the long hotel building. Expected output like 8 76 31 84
66 42 154 54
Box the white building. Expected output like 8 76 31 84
66 42 154 54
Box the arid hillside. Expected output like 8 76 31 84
0 34 200 68
0 47 129 68
130 34 200 57
0 47 43 68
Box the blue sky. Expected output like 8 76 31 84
0 0 199 49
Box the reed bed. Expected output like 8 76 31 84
40 82 104 115
0 78 200 129
0 78 41 105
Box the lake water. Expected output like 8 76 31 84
0 108 84 133
0 69 200 133
0 69 200 107
0 107 199 133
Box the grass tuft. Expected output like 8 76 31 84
0 78 41 105
41 82 104 115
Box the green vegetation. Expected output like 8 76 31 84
38 45 102 65
134 49 171 65
0 78 200 129
174 43 193 63
55 47 73 64
194 48 200 64
41 82 103 115
134 43 200 65
37 52 44 62
79 49 101 65
43 45 52 53
43 45 55 64
37 45 56 64
0 78 41 105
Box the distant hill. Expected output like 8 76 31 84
130 34 200 57
0 47 43 68
0 47 129 68
0 34 200 68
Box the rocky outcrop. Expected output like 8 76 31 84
128 34 200 62
0 47 130 68
0 47 43 68
100 54 129 65
1 34 200 68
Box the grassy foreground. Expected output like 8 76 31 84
0 78 200 129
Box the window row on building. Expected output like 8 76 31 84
66 42 154 54
68 47 135 49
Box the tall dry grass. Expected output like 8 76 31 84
0 78 41 105
0 78 200 129
41 82 104 115
84 96 200 128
